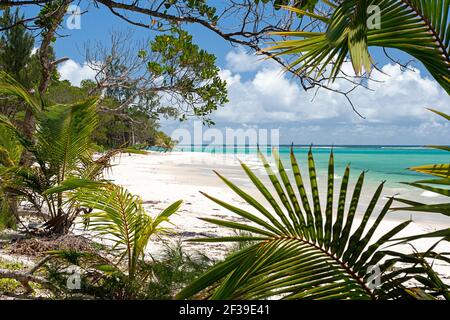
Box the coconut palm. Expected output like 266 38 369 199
266 1 450 94
0 72 114 233
264 1 450 299
46 183 182 298
177 147 413 300
76 184 182 280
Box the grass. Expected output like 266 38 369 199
142 241 215 299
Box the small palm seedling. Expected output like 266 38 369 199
46 183 182 299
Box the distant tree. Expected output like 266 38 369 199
0 8 34 85
45 78 169 149
86 29 228 126
0 8 39 119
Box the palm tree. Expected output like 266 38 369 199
0 72 113 233
266 1 450 94
76 184 182 281
263 1 450 299
177 148 413 300
154 131 177 152
47 183 182 298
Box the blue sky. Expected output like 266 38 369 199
21 3 450 145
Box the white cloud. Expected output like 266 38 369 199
216 58 450 124
225 47 266 73
210 51 450 144
58 59 96 86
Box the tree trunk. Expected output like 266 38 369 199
18 107 35 166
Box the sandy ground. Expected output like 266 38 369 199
101 151 450 278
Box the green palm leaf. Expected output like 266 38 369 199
36 97 99 180
76 183 182 279
267 1 450 93
177 148 411 300
393 109 449 243
388 108 450 299
0 71 43 114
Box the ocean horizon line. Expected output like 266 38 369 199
172 144 450 148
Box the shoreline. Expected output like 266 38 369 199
105 152 450 264
1 150 449 293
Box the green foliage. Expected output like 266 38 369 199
255 0 318 11
43 184 183 299
162 0 218 22
46 80 90 105
393 109 450 239
0 259 25 293
267 1 450 94
45 241 213 300
0 124 21 230
146 28 228 125
141 242 214 299
0 9 42 120
153 131 177 151
383 109 450 300
35 0 66 39
375 244 450 300
178 147 413 300
0 201 16 230
46 77 172 150
0 8 35 85
0 72 113 233
75 183 182 280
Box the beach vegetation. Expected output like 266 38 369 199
178 147 449 300
0 125 22 230
0 1 448 301
394 110 450 221
41 184 183 299
138 241 214 300
0 72 113 234
0 259 26 293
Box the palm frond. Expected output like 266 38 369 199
177 147 411 300
267 1 450 93
0 114 34 152
393 108 450 241
0 71 43 114
36 98 99 180
76 183 181 279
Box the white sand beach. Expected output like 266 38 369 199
104 151 450 279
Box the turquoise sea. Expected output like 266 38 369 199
173 145 449 188
164 145 450 223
